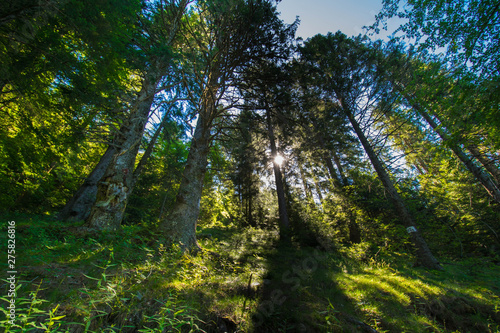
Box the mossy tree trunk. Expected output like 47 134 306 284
467 144 500 186
57 145 116 222
159 112 212 250
61 0 189 228
86 75 159 230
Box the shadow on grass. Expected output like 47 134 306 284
248 239 378 333
373 263 500 332
2 214 499 333
247 238 500 333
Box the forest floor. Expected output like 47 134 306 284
1 213 499 332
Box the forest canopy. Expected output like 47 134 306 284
1 0 499 331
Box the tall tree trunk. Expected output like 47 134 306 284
315 129 343 187
248 188 255 227
159 55 223 249
467 144 500 185
159 114 212 250
343 102 442 270
394 84 500 203
408 99 500 204
86 75 158 230
313 176 323 202
297 160 313 201
265 106 290 238
332 151 349 186
324 157 342 187
61 106 169 223
79 0 189 229
129 106 172 193
57 145 116 221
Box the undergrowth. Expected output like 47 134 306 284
0 213 499 332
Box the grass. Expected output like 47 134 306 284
0 213 499 332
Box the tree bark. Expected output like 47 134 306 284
57 145 116 221
343 101 442 270
159 114 211 250
265 106 290 239
159 52 222 250
467 144 500 185
297 160 313 200
86 74 159 230
313 176 324 202
332 151 349 186
59 107 168 223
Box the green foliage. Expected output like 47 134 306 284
0 119 105 212
0 214 206 331
138 297 205 333
0 0 142 214
372 0 500 77
1 0 500 331
370 55 500 258
0 281 67 332
126 121 189 224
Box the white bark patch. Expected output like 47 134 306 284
406 226 417 233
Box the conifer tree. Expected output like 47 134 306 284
85 0 190 230
300 32 442 269
160 0 297 249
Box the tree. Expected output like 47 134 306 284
373 0 500 177
159 0 297 249
292 91 363 244
371 0 500 78
228 107 263 227
369 91 499 257
0 0 142 212
85 0 190 230
300 32 442 269
240 61 296 239
379 48 500 204
265 93 291 239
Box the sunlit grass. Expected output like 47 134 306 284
1 214 499 332
331 254 500 332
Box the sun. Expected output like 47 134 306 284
274 154 284 166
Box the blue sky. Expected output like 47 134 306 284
277 0 396 40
